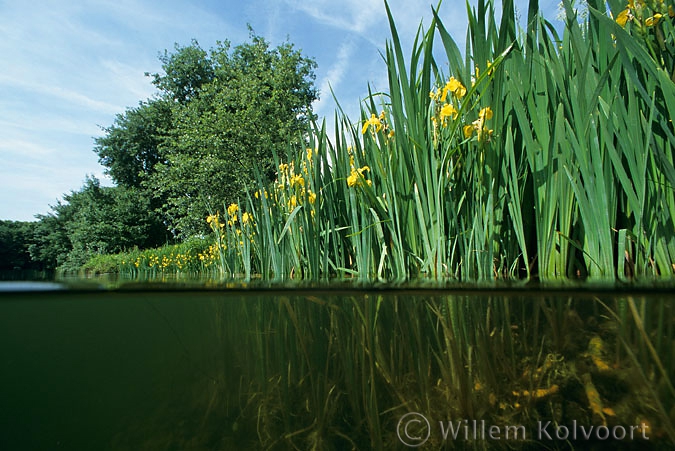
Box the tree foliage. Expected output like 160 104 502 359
0 220 42 271
94 99 172 188
28 177 168 272
149 39 215 104
29 211 72 271
151 35 318 236
94 33 318 237
64 177 166 253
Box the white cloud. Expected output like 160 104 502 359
0 135 114 220
0 138 61 159
282 0 371 34
0 75 123 116
314 40 356 113
99 59 158 102
282 0 439 48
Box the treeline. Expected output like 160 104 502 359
2 31 318 273
1 178 165 272
0 220 44 271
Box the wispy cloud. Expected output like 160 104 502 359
0 137 112 220
282 0 374 34
99 60 158 103
282 0 437 48
0 75 123 116
0 139 58 159
314 39 356 114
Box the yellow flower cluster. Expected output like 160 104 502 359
361 111 395 138
198 243 223 267
430 76 466 128
207 204 253 230
227 203 238 217
463 106 494 143
273 156 318 212
133 254 159 268
615 0 673 27
207 213 224 229
429 75 494 143
226 203 250 227
132 251 197 271
347 165 372 188
206 204 255 255
242 212 252 225
203 203 257 269
346 148 372 189
254 188 269 200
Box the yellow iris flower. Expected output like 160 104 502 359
645 13 662 26
464 106 494 142
441 76 467 101
361 113 383 134
347 165 371 188
479 106 493 120
439 103 458 125
227 203 239 217
616 8 631 26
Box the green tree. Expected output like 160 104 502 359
92 91 173 250
68 177 167 267
29 177 168 272
29 209 74 271
0 220 42 271
153 35 317 236
94 33 318 238
94 99 172 188
149 39 215 104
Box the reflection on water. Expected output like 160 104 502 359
0 281 66 291
0 287 673 449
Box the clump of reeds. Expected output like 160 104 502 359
201 0 675 283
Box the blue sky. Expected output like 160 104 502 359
0 0 560 221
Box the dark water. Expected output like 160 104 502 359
1 291 214 449
1 283 674 450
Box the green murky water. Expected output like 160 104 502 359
1 282 673 450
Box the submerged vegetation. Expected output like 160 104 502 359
89 289 670 449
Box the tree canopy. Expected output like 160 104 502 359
0 220 42 271
94 99 172 188
28 177 167 271
94 33 318 236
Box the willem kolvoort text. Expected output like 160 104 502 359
438 419 650 441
